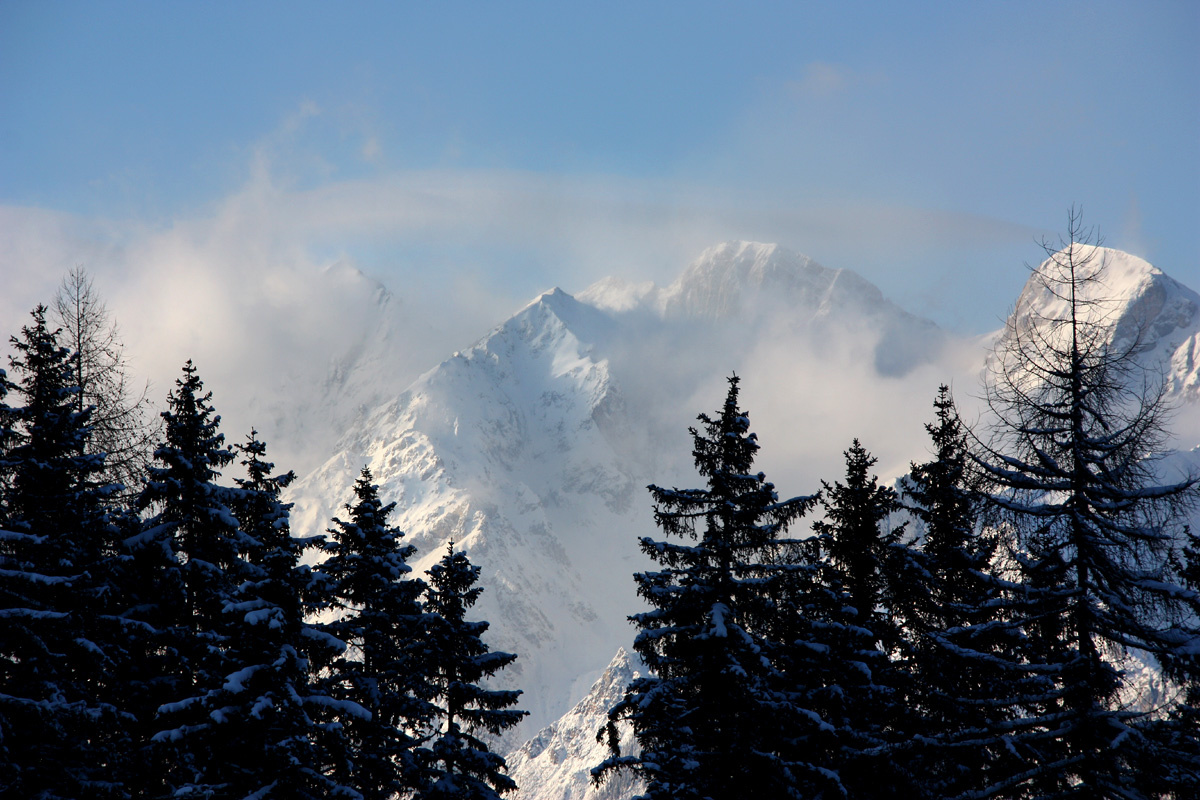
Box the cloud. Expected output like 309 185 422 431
361 135 382 163
0 113 1042 476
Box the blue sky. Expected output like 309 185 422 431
2 0 1197 338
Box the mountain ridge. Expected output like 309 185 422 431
286 240 1199 761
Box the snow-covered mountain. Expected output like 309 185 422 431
287 241 951 741
1007 246 1200 399
1001 245 1200 442
286 240 1198 792
505 649 642 800
289 286 650 739
581 241 945 377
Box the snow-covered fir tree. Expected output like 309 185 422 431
976 211 1200 798
594 376 817 799
1134 526 1200 798
131 360 256 798
192 431 347 798
897 386 1039 798
415 542 526 799
0 306 123 798
317 467 435 800
808 438 918 799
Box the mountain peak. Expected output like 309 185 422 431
661 240 830 318
579 240 890 322
1007 245 1200 403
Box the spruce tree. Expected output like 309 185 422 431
318 467 435 800
415 542 526 799
595 375 817 799
1134 525 1200 799
808 438 917 799
0 306 121 798
131 360 252 798
191 431 344 798
898 386 1038 798
975 210 1200 798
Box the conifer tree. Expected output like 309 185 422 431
0 366 15 491
899 386 1037 798
191 431 345 798
595 375 817 799
130 360 253 797
0 306 122 798
52 266 155 500
318 467 434 800
975 210 1200 798
808 438 917 799
1134 525 1200 799
415 542 526 799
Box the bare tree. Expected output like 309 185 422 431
975 208 1199 798
52 266 157 498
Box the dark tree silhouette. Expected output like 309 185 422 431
595 376 817 799
975 209 1200 798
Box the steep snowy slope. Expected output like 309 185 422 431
288 241 949 742
1005 245 1200 417
290 288 652 738
506 649 642 800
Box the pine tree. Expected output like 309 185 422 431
808 438 917 799
415 542 526 799
898 386 1038 798
192 431 345 798
595 375 817 799
975 209 1200 798
130 360 253 798
318 467 434 800
0 306 122 798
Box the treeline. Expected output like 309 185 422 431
594 224 1200 799
0 270 525 799
4 214 1200 800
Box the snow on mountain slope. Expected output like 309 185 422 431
289 287 651 740
287 241 1198 780
506 649 642 800
289 241 960 742
580 241 945 378
505 247 1200 800
1008 246 1200 404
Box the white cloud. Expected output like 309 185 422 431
0 120 1042 476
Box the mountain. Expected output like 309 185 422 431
289 286 650 738
505 649 642 800
580 241 945 377
287 241 950 741
287 240 1199 768
1002 244 1200 441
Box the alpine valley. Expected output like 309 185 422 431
279 241 1200 800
